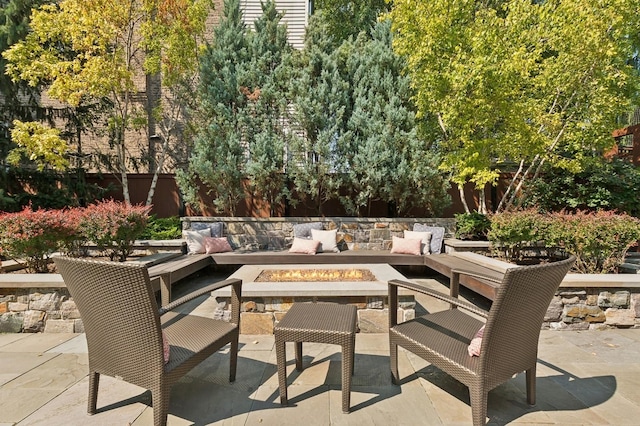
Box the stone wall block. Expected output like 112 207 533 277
74 319 85 333
8 302 28 312
369 229 391 241
366 297 384 309
29 292 62 311
44 319 75 333
0 301 8 314
60 300 81 319
240 312 274 334
0 312 23 333
0 294 17 303
598 291 630 309
22 310 46 333
400 308 415 322
357 309 388 333
605 308 636 326
632 293 640 318
562 304 605 323
544 298 563 322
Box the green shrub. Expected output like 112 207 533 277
454 212 491 240
545 210 640 274
487 209 548 261
139 215 182 240
488 209 640 273
0 205 80 272
79 200 151 261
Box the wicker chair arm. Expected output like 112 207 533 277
158 278 242 316
388 279 489 318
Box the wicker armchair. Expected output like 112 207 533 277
388 255 575 426
54 256 242 426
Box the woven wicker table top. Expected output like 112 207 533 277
275 302 357 335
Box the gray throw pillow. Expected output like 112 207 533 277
413 224 445 254
191 221 224 238
293 222 323 239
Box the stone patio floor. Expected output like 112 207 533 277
1 270 640 425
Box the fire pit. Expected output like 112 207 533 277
222 263 409 297
210 264 421 334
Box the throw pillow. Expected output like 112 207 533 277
289 237 321 254
183 229 210 254
467 325 485 357
204 237 233 254
191 221 224 237
404 230 432 255
413 224 446 254
293 222 324 239
390 236 422 256
311 228 340 253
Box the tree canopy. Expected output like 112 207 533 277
388 0 640 213
3 0 213 205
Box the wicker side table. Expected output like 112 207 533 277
274 302 358 413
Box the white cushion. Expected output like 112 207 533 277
311 229 339 253
183 229 210 254
404 230 432 255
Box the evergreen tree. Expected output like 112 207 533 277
313 0 389 47
243 0 293 216
342 21 450 216
181 0 249 216
287 16 350 215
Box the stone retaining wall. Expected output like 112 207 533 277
182 217 456 251
0 287 81 333
545 288 640 330
3 285 640 333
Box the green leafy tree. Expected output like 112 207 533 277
388 0 640 213
180 0 249 215
3 0 213 206
524 157 640 217
342 21 449 216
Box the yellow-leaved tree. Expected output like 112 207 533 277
388 0 640 213
3 0 213 205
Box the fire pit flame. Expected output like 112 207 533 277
255 268 377 282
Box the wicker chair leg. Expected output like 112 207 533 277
152 388 169 426
87 371 99 415
276 339 288 405
470 386 488 426
229 335 239 382
526 367 536 405
389 340 399 385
